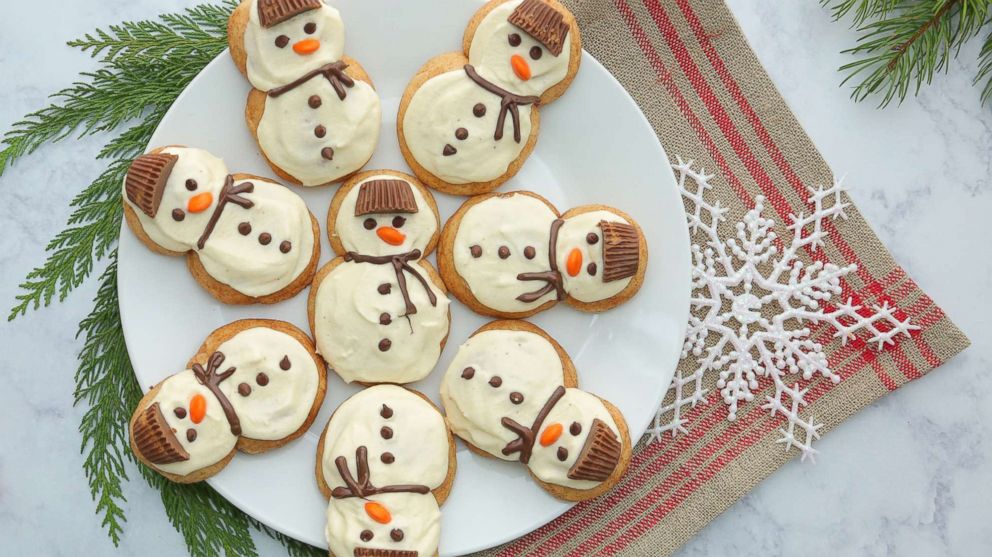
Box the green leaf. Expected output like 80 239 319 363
977 29 992 103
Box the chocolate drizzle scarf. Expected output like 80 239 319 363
344 249 438 317
501 385 567 464
196 175 254 250
516 218 566 303
464 64 541 143
268 60 355 100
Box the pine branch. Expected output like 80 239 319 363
977 29 992 103
824 0 992 106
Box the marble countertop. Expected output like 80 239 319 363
0 1 987 555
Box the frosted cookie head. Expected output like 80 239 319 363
326 491 441 557
244 0 345 90
469 0 577 98
124 147 229 249
556 209 642 305
334 176 439 257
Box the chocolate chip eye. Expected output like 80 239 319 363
360 529 374 542
392 216 406 228
363 218 376 230
275 35 290 48
587 233 599 245
508 33 522 47
530 46 543 60
185 179 198 191
304 22 317 34
172 209 186 222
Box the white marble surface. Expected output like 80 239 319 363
0 1 987 555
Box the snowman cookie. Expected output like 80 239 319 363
316 385 456 557
309 171 451 385
441 320 631 501
398 0 581 195
122 146 320 304
228 0 382 186
129 320 327 483
438 191 648 318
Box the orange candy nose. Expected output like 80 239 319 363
511 54 531 81
540 423 563 446
364 501 391 524
189 394 207 424
376 227 406 246
566 248 583 277
186 192 213 213
293 38 321 55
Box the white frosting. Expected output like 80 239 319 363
451 193 557 313
147 371 238 477
440 329 565 458
124 147 229 253
257 78 381 186
243 0 345 91
123 147 316 298
197 177 315 296
320 385 450 492
313 260 449 384
334 175 438 256
557 210 634 303
528 388 620 490
325 492 441 557
403 70 532 185
143 326 322 476
216 327 320 441
469 0 573 97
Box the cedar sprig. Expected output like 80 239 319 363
822 0 992 106
4 2 320 555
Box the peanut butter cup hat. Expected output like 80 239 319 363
599 220 640 282
125 152 179 218
132 402 190 465
568 418 622 482
257 0 322 28
508 0 571 56
354 179 419 216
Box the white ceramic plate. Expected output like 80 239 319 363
118 0 690 554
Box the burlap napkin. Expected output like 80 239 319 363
471 0 970 555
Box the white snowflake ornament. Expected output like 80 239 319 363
650 158 918 462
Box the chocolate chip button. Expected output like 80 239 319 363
258 233 271 245
238 222 252 235
473 103 487 117
455 127 469 140
238 383 251 396
510 392 524 404
321 147 334 160
461 367 475 379
470 245 482 258
524 246 536 259
280 356 291 370
380 426 393 439
378 283 391 295
187 429 197 442
489 376 502 388
379 313 392 325
256 373 269 386
498 246 510 259
314 125 326 138
280 241 292 253
378 339 392 352
381 452 395 464
308 95 322 109
174 407 187 419
380 404 393 419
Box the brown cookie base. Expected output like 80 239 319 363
560 204 650 313
397 52 541 196
437 191 561 319
129 319 327 483
314 387 458 506
326 169 442 258
244 56 377 187
307 256 451 385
